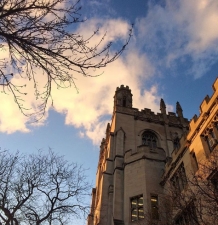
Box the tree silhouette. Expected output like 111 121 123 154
0 150 90 224
140 149 218 225
0 0 132 119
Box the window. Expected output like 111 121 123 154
171 163 187 193
151 195 159 220
190 151 198 173
117 99 121 105
123 96 126 107
204 128 217 153
142 132 157 149
173 137 181 151
209 170 218 192
131 195 144 221
206 135 217 152
211 176 218 191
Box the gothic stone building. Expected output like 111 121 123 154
87 78 218 225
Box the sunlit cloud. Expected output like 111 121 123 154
0 93 30 134
6 0 217 144
49 19 167 144
0 17 168 145
136 0 218 78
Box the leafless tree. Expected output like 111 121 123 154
187 148 218 225
163 149 218 225
0 0 132 119
0 149 90 225
139 150 218 225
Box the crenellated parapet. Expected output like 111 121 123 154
115 105 189 128
113 85 189 129
112 85 189 129
161 77 218 186
187 77 218 142
88 79 218 225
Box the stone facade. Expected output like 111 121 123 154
87 78 218 225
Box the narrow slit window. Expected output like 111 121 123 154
151 195 159 220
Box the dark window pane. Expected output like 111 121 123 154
171 163 187 193
152 140 157 148
142 132 157 149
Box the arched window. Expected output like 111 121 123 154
142 132 157 149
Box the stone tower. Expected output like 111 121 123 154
87 85 189 225
113 85 133 110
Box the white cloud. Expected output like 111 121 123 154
0 93 30 134
0 18 168 145
176 0 218 53
1 0 217 145
51 47 162 144
0 71 49 133
48 0 218 144
136 0 218 78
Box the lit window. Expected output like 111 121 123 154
142 132 157 149
151 195 159 220
131 195 144 221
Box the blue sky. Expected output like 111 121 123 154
0 0 218 224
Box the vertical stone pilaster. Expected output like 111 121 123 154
115 129 125 156
113 168 124 222
112 128 125 223
162 114 170 157
107 185 114 225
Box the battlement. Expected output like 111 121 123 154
116 84 131 91
113 85 188 128
114 85 133 109
187 77 218 141
115 105 189 128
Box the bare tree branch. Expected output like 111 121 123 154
0 0 132 120
0 149 91 224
